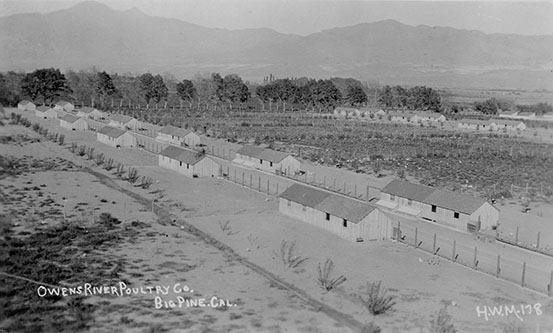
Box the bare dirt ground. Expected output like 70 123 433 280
3 109 553 332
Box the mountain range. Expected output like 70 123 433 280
1 1 552 90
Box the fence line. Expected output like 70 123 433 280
393 222 553 296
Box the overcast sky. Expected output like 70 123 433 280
1 0 552 36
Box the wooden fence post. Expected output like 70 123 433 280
242 172 244 185
515 226 519 243
452 240 456 261
267 179 270 193
250 174 252 188
433 233 436 253
258 176 261 191
496 255 500 278
276 183 279 195
547 271 553 296
521 262 526 287
537 232 540 250
473 247 478 269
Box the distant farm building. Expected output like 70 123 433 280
388 111 413 123
156 126 201 147
410 112 446 123
53 101 74 112
233 145 300 175
491 119 526 131
76 107 105 120
158 145 219 178
377 179 499 232
279 184 392 242
109 114 141 130
498 110 518 119
333 107 358 117
18 100 36 111
457 119 493 131
35 106 57 119
60 114 88 131
97 126 137 148
515 112 536 120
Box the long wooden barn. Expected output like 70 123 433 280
60 114 89 131
97 126 137 148
378 179 499 232
234 145 301 175
279 184 392 242
158 146 219 178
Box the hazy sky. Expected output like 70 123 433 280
1 0 552 36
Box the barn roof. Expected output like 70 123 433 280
258 149 291 163
499 110 518 115
279 184 331 209
61 114 81 123
158 126 193 137
36 105 51 112
55 100 71 106
422 190 491 215
236 145 266 158
414 112 444 119
19 100 33 105
77 106 99 113
159 145 205 165
110 114 135 123
316 195 377 223
459 118 491 125
493 119 525 126
98 126 127 138
380 179 436 202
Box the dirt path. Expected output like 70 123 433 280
84 167 369 332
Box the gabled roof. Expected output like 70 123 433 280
77 106 99 114
517 112 535 117
499 110 518 115
316 195 377 223
19 100 33 105
110 114 135 123
459 118 491 125
422 190 492 215
55 100 72 106
492 119 525 126
257 149 291 163
61 114 81 123
36 105 52 112
159 145 205 165
413 112 445 119
158 126 193 137
388 111 414 118
236 145 266 158
279 184 331 209
380 179 436 202
98 126 127 138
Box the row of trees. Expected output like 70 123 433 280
378 85 442 112
472 98 553 115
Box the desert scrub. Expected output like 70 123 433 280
69 142 77 153
85 147 95 160
359 280 396 316
57 134 65 145
77 145 87 157
115 162 126 177
317 258 346 291
276 240 309 270
95 153 105 166
127 167 140 183
103 157 114 171
429 305 456 333
139 176 153 189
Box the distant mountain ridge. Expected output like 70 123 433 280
1 1 552 90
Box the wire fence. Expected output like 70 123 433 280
392 221 553 296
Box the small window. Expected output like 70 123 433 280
454 212 460 219
270 162 273 167
260 159 263 164
390 194 395 201
407 199 412 205
343 219 347 228
431 205 437 213
325 213 330 221
179 161 182 167
187 164 190 169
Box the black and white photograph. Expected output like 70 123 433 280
0 0 552 332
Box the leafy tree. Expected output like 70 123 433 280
0 71 25 106
516 102 553 116
222 74 250 107
139 73 168 105
176 79 196 107
345 85 368 106
310 79 342 111
378 85 394 108
96 71 118 106
66 69 97 106
21 68 72 104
